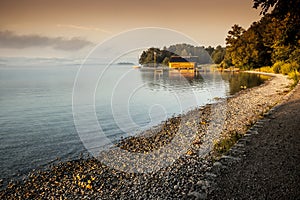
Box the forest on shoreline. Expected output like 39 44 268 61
139 0 299 81
138 44 225 66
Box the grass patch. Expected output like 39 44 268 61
213 131 243 156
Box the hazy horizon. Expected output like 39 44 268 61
0 0 262 58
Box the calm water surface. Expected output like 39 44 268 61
0 63 269 182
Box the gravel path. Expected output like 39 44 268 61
208 82 300 199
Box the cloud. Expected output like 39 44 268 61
0 30 94 51
57 24 111 34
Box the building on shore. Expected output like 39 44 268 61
168 56 198 70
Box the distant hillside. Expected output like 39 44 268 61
139 44 225 66
117 62 135 65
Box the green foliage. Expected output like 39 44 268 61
261 61 299 77
213 131 243 155
260 61 299 87
205 46 215 56
288 70 300 87
280 62 299 75
139 48 173 66
272 44 293 63
280 63 293 75
260 66 274 73
272 61 285 73
224 25 246 68
288 70 300 81
253 0 279 15
212 45 226 64
162 57 170 66
220 57 233 69
224 0 300 70
212 0 300 158
253 0 300 19
139 44 217 66
288 48 300 66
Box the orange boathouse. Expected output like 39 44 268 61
168 56 198 70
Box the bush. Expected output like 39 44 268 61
288 48 300 67
291 61 300 72
280 62 299 75
280 63 292 75
259 66 273 73
288 70 299 87
272 60 285 73
220 59 232 69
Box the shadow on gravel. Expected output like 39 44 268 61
208 90 300 200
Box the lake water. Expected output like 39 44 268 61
0 63 269 182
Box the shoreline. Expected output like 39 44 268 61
0 72 294 199
114 72 289 156
208 79 300 199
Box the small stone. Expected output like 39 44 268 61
205 172 217 178
174 184 179 190
213 162 222 167
188 191 207 200
201 185 207 190
196 180 204 185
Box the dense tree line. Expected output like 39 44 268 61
211 45 226 64
139 44 226 66
221 0 300 73
139 0 299 74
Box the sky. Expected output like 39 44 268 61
0 0 262 58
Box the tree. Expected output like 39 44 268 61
139 44 217 65
205 46 215 56
139 48 162 65
212 45 226 64
253 0 279 15
223 25 246 68
162 57 170 66
253 0 300 17
223 0 300 70
225 25 245 45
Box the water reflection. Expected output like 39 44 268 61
220 72 270 95
139 68 270 97
139 69 204 91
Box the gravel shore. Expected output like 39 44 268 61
0 73 294 199
208 80 300 199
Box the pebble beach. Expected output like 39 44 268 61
0 72 293 199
